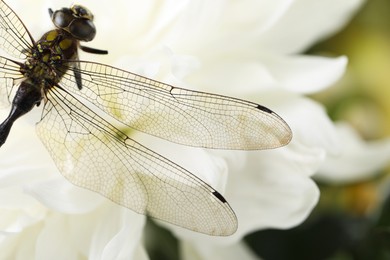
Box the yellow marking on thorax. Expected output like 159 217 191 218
46 30 58 41
59 39 73 50
42 54 50 63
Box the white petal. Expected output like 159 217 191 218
285 95 340 154
0 224 42 259
35 215 79 260
29 206 145 260
317 123 390 184
0 112 52 233
260 54 348 94
25 178 104 214
229 174 318 240
225 151 319 238
0 196 45 233
184 58 276 96
258 0 364 53
164 0 294 52
88 206 145 260
180 54 346 99
0 111 55 183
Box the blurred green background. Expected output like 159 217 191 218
146 0 390 259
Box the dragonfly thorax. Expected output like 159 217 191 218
21 29 78 86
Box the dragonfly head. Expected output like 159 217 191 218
50 5 96 42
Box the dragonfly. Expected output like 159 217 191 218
0 1 292 236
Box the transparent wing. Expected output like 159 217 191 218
0 56 23 107
0 0 34 59
36 86 237 236
58 61 292 150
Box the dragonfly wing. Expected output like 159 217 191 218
36 86 237 236
0 0 34 59
0 56 24 106
58 61 292 150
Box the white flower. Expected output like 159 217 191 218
3 0 388 260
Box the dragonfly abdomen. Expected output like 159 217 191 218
0 80 42 147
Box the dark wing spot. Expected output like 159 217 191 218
212 191 227 203
256 104 273 114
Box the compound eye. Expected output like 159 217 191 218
51 8 73 28
69 19 96 42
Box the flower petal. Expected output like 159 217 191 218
25 179 104 214
164 0 294 53
225 151 320 240
277 94 340 155
258 0 364 53
178 54 347 98
316 123 390 183
0 110 55 184
35 215 80 260
88 207 145 260
260 54 348 94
